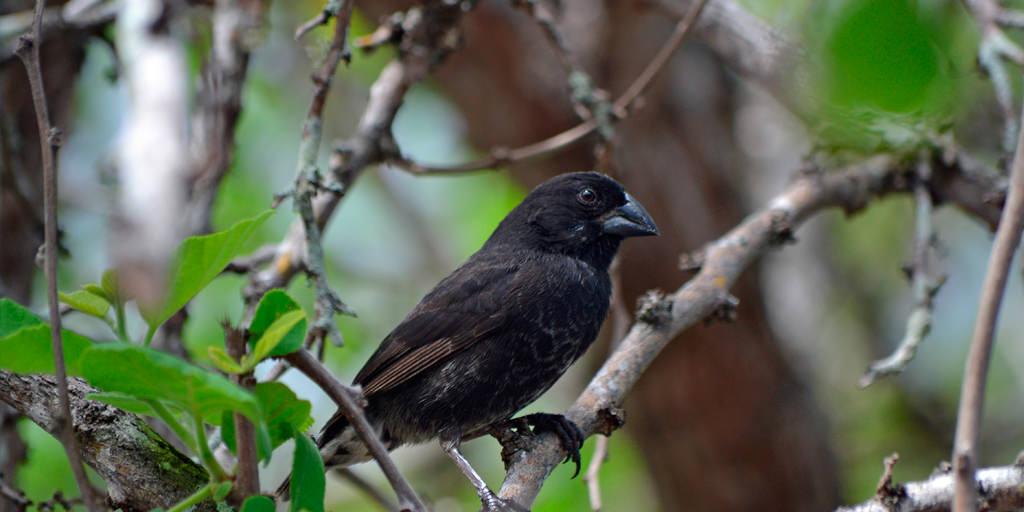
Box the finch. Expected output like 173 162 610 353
278 171 658 509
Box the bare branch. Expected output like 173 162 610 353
0 0 116 62
295 0 344 40
247 1 466 299
495 153 1006 508
0 372 210 511
13 2 100 508
838 459 1024 512
283 350 426 511
860 159 946 386
962 0 1024 151
288 0 357 352
384 0 709 175
951 71 1024 512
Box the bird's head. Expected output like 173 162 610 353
488 172 659 268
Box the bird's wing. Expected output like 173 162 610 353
354 256 525 396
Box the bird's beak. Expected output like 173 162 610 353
601 193 659 237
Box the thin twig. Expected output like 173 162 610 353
860 158 946 386
583 435 609 511
224 324 258 502
582 263 629 512
247 1 467 299
384 0 709 175
962 0 1024 152
290 0 357 350
284 350 426 511
512 0 611 124
295 0 343 40
13 2 100 509
951 75 1024 512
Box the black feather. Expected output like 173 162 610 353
281 172 657 497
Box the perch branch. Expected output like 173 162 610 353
495 153 1007 508
951 71 1024 512
284 350 426 511
13 1 99 508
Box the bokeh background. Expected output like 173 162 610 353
3 0 1024 510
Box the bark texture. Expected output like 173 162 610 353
0 372 209 511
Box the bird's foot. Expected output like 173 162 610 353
477 488 519 512
520 412 585 478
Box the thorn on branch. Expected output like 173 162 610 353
636 290 673 326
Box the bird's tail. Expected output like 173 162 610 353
275 412 381 501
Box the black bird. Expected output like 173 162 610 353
279 171 658 508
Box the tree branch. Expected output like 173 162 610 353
283 350 426 511
13 1 99 508
0 372 210 511
383 0 709 175
246 0 466 299
838 460 1024 512
495 153 1007 509
951 67 1024 512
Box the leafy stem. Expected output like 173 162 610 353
146 400 197 454
166 482 213 512
193 414 228 481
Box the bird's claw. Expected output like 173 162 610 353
478 488 518 512
521 412 585 478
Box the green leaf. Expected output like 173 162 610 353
254 382 312 449
248 310 305 367
240 496 275 512
0 298 42 336
212 481 233 501
0 306 95 376
87 392 156 415
59 290 110 319
290 433 325 512
83 283 111 303
141 210 274 331
81 344 261 422
221 383 311 461
207 347 245 374
248 290 307 358
101 269 121 305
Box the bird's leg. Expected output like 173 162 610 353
519 413 586 477
440 434 514 511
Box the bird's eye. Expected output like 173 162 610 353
577 187 598 206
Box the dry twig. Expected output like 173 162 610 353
950 70 1024 512
860 159 946 386
284 350 426 511
13 1 100 509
